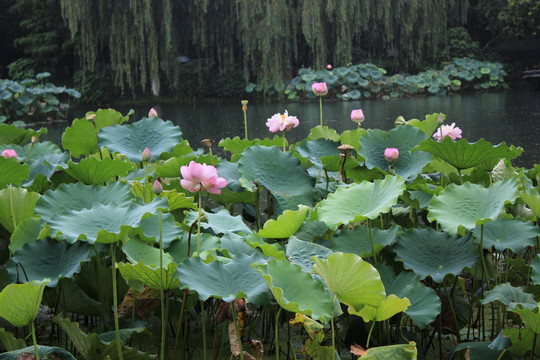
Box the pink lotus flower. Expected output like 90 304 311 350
351 109 365 124
141 147 152 162
1 149 17 159
152 179 163 194
266 110 299 133
148 108 158 118
312 82 328 97
384 148 399 162
327 64 333 70
180 161 227 194
432 122 462 141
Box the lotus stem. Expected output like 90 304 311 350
255 185 261 231
31 321 40 360
319 97 323 127
368 219 377 264
9 184 16 230
231 302 244 360
159 211 167 360
479 225 491 291
111 244 124 360
531 332 537 360
243 109 248 140
496 349 507 360
275 307 282 360
442 281 461 343
282 132 286 152
366 321 375 349
201 300 208 360
173 291 188 360
197 191 202 257
331 295 337 358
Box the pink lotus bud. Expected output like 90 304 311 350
1 149 17 159
351 109 365 124
148 108 158 118
384 148 399 162
141 147 152 162
312 82 328 97
327 64 333 70
437 114 444 124
152 179 163 194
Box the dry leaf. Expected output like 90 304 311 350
350 343 367 356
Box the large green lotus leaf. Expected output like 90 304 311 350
52 315 155 360
480 283 536 309
0 280 49 327
415 137 516 171
55 278 101 316
201 208 252 235
218 136 283 160
91 108 132 131
255 259 334 322
394 228 480 283
0 123 45 145
427 180 519 235
0 187 40 233
35 182 133 223
24 143 69 187
0 157 29 188
406 113 442 137
118 262 179 291
216 160 244 192
350 294 410 322
504 327 540 357
520 189 540 219
138 212 182 248
360 342 418 360
64 157 135 185
247 234 286 260
451 341 512 360
159 190 196 211
61 118 99 157
385 271 441 329
176 253 271 305
218 233 266 262
514 303 540 333
0 328 26 351
8 216 42 254
312 252 385 311
285 236 333 273
340 128 367 149
294 138 341 169
359 126 432 179
0 345 76 360
307 126 340 141
532 255 540 285
47 197 168 244
122 236 174 267
330 223 399 258
98 117 182 162
7 239 91 287
472 217 538 253
315 176 405 230
258 205 309 239
238 145 315 211
294 219 329 243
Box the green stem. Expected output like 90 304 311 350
231 302 244 360
31 321 40 360
275 307 282 360
111 244 124 360
255 185 261 231
282 132 286 152
319 96 323 127
173 292 188 360
495 349 507 360
159 211 166 360
201 300 207 360
244 110 248 140
197 191 202 257
331 295 336 359
9 184 17 230
531 332 537 360
480 225 491 291
368 219 377 264
442 282 461 343
144 162 149 202
366 321 376 348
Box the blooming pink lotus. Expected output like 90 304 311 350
1 149 17 159
180 161 227 194
384 148 399 162
312 82 328 97
148 108 158 118
432 122 462 141
351 109 365 124
266 110 299 133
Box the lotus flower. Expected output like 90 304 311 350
180 161 227 194
432 122 462 141
152 179 163 194
266 110 299 133
1 149 17 159
327 64 333 70
312 82 328 97
141 147 152 162
384 148 399 162
148 108 158 118
351 109 365 124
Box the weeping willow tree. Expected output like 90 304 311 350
60 0 469 96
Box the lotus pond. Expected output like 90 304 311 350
0 106 539 360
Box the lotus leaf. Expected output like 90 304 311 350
167 234 220 264
427 180 518 235
294 138 341 170
532 255 540 285
118 262 180 291
513 303 540 333
0 157 29 188
216 160 244 192
98 117 182 162
121 236 174 267
218 136 283 159
258 205 309 239
480 283 536 309
7 239 91 287
285 236 333 273
201 208 252 235
61 118 99 157
520 189 540 218
256 259 334 322
450 342 512 360
504 328 540 357
64 157 135 185
0 123 45 145
393 228 479 283
136 212 182 248
351 294 410 322
176 253 271 305
307 126 340 141
406 113 442 137
359 342 417 359
359 126 432 179
0 187 40 233
8 216 42 254
24 142 69 187
330 223 399 258
312 252 385 311
238 145 314 211
472 217 538 253
0 345 76 360
54 278 101 316
315 176 405 230
0 280 49 327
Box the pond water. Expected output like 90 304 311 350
44 90 539 168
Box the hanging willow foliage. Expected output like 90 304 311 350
60 0 469 95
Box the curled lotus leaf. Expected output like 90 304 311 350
350 294 410 322
0 279 49 327
258 205 310 239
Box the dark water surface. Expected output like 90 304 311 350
44 90 539 168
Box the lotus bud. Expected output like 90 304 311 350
395 116 407 126
327 64 333 70
141 147 151 162
351 109 365 124
1 149 17 159
312 82 328 97
437 114 444 124
384 148 399 162
152 179 163 194
148 108 158 118
31 136 38 144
